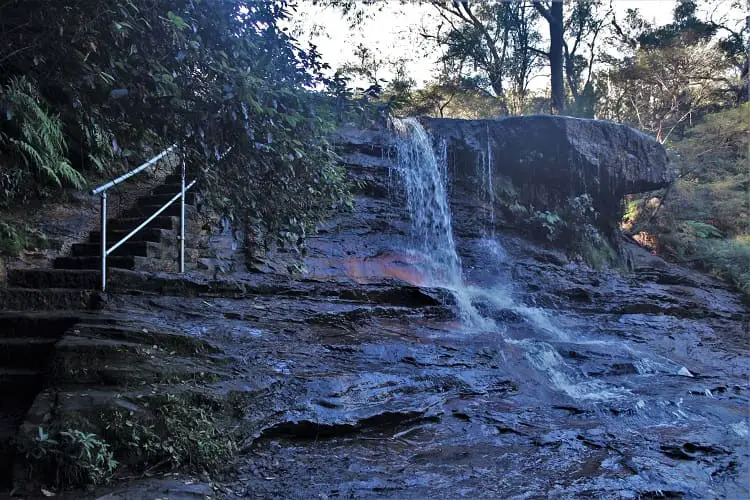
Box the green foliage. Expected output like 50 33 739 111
0 220 51 256
682 220 723 239
564 194 619 269
0 77 84 206
598 3 746 136
104 395 237 473
624 105 749 296
17 426 118 488
576 223 618 269
529 210 565 241
0 0 351 249
691 238 750 294
677 103 749 183
0 220 26 255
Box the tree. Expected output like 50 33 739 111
423 1 544 115
340 43 385 88
599 0 744 140
532 0 566 113
0 0 351 249
424 0 608 115
533 0 611 114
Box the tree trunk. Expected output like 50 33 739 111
489 68 510 116
548 1 565 114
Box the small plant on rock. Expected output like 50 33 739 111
529 210 565 241
17 426 118 488
104 394 238 475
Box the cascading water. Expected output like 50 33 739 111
392 118 462 288
390 116 663 402
485 124 495 232
392 118 488 327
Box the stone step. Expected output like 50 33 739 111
0 288 97 311
7 268 103 289
0 338 58 370
0 368 43 398
0 371 44 489
0 312 80 338
54 254 143 270
88 227 176 244
107 215 179 232
123 203 196 219
152 183 185 195
73 323 217 357
54 250 199 272
50 339 220 387
6 265 199 292
163 173 198 185
137 191 197 206
0 414 18 489
71 240 171 259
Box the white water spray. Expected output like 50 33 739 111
392 118 490 327
392 118 462 286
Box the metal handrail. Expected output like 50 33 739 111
91 145 176 196
93 146 195 291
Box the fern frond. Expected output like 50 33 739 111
0 76 86 192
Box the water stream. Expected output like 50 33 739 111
391 117 687 403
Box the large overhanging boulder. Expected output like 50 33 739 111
422 115 673 231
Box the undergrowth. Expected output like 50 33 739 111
103 394 238 474
0 76 84 207
16 426 118 488
623 104 750 297
16 394 238 489
0 220 51 256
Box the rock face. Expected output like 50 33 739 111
3 118 748 498
423 115 673 232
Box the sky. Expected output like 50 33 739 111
286 0 746 90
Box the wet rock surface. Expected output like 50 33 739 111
423 115 674 226
85 242 748 498
9 121 749 498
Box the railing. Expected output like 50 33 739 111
91 145 196 291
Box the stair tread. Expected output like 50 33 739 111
0 337 58 345
109 215 178 223
0 310 82 321
71 240 169 258
89 227 177 243
0 367 42 377
0 287 94 292
55 255 139 270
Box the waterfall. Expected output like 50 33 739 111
486 124 495 232
389 118 644 402
392 118 490 327
392 118 462 287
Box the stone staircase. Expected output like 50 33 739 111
0 312 80 489
54 174 199 273
0 172 200 490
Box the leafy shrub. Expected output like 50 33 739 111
0 220 51 256
17 426 118 488
0 221 26 255
623 105 749 296
104 395 237 474
528 210 565 241
0 1 351 250
681 220 723 239
689 238 750 295
0 76 84 206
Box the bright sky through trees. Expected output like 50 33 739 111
288 0 745 89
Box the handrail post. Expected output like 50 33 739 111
179 150 186 273
100 192 107 291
